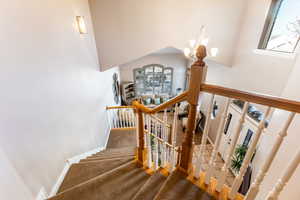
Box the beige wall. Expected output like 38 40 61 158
89 0 248 70
0 0 119 198
254 54 300 200
119 51 188 95
203 0 298 142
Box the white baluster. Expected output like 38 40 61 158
153 118 159 170
205 98 231 185
122 109 126 128
266 148 300 200
170 147 176 172
194 94 215 179
216 102 250 192
129 109 133 127
163 109 168 141
245 112 296 200
146 115 153 169
125 108 129 127
118 110 122 128
133 109 136 127
171 104 179 146
229 107 272 199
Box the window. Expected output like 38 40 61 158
259 0 300 53
224 113 232 135
243 129 254 147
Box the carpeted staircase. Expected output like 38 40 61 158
48 130 215 200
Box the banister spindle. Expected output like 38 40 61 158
146 115 153 169
265 148 300 200
245 112 296 200
171 104 179 145
229 107 272 199
125 109 130 127
153 117 159 170
131 110 136 127
205 98 231 184
194 94 215 179
180 45 207 172
216 102 250 192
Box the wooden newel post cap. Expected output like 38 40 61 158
194 45 207 67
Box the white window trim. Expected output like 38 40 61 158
253 49 298 60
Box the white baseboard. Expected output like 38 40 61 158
48 146 105 197
36 187 47 200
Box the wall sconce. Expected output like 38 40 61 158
76 16 87 34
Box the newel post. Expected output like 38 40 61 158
136 109 145 165
179 45 207 172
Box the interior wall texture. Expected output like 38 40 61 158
89 0 248 70
119 52 188 95
0 0 119 198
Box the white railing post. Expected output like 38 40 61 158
245 112 296 200
194 94 215 179
216 102 250 192
146 115 153 169
171 104 179 145
125 109 129 127
229 107 272 199
153 118 159 170
265 148 300 200
205 98 231 185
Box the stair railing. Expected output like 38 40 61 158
106 106 136 130
143 105 180 172
132 45 207 170
113 45 300 200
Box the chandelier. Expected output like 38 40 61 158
184 26 219 61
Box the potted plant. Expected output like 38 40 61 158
231 145 248 173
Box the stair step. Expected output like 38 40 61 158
48 161 150 200
106 129 137 148
94 147 136 156
154 170 216 200
80 155 134 163
79 156 134 164
58 157 134 193
132 172 167 200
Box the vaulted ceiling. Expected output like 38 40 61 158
89 0 248 71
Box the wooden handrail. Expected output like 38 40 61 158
132 91 188 114
201 84 300 113
106 106 135 110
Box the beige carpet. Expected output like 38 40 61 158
48 127 215 200
154 170 216 200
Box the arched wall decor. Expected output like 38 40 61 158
133 64 173 96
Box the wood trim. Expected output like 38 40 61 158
106 106 135 110
201 84 300 113
137 109 145 163
132 91 188 114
